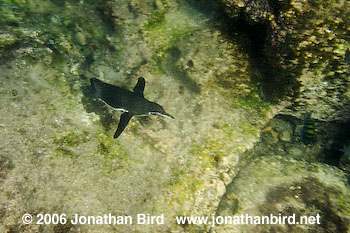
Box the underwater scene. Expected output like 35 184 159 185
1 0 350 232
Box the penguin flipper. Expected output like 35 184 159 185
133 77 145 96
114 112 133 139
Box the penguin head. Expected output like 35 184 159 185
148 102 174 119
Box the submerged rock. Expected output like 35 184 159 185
218 0 350 122
215 156 350 233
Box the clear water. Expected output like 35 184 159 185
0 0 349 232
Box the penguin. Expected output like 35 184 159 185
90 77 174 139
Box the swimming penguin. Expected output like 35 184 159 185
91 77 174 139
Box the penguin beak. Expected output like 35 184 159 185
163 112 174 119
150 112 174 119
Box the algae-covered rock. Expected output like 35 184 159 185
218 0 350 122
214 156 350 233
0 33 17 48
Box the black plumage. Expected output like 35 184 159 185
91 77 174 139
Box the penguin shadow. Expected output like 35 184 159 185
164 46 201 94
136 116 152 125
136 115 168 128
80 79 116 131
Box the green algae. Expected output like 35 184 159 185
54 132 89 147
191 139 229 169
233 91 271 113
54 129 130 170
96 133 129 163
0 33 17 48
169 175 206 205
149 49 167 75
143 6 203 52
162 171 208 231
145 10 166 31
55 147 79 158
333 193 350 215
